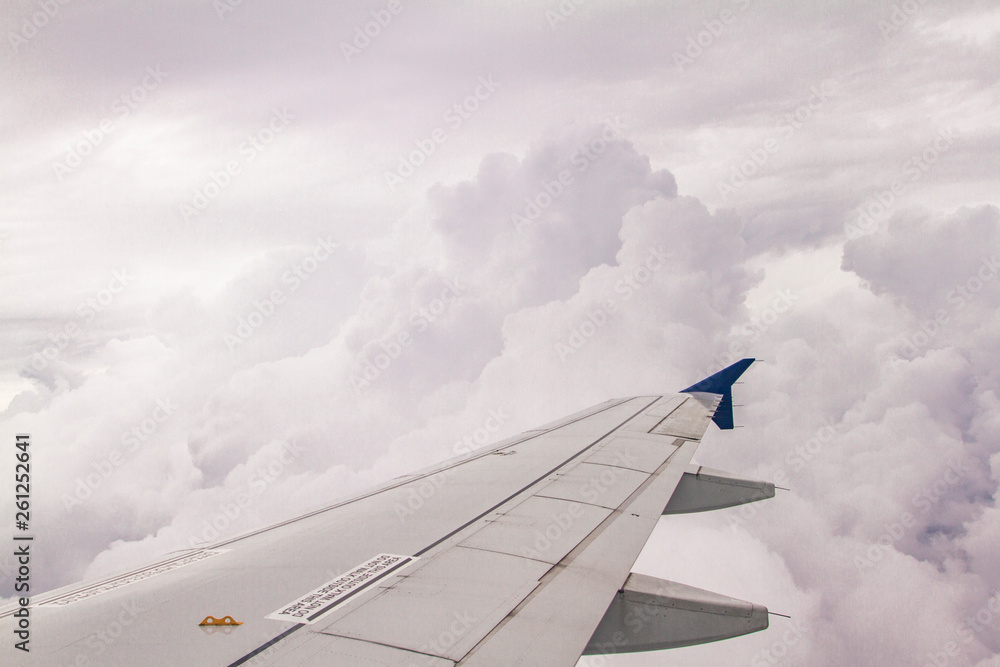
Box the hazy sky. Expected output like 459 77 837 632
2 1 999 665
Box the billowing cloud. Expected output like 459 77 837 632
1 2 998 665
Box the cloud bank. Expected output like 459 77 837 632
1 1 998 665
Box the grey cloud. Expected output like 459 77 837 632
2 2 999 665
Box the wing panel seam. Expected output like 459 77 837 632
224 395 660 667
413 396 660 557
211 397 638 552
455 440 696 664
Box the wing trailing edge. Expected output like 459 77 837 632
580 358 774 658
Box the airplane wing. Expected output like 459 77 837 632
1 358 774 666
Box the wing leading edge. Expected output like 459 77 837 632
0 359 773 666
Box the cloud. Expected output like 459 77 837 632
1 2 999 665
843 205 1000 314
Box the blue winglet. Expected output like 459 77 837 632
680 358 755 430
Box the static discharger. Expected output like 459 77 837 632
199 615 243 627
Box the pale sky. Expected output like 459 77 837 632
2 1 999 665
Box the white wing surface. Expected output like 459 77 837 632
1 359 774 666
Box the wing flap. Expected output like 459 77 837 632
245 632 456 667
310 403 680 664
584 434 680 473
535 462 650 509
458 440 698 665
314 547 550 661
458 496 611 564
649 394 721 439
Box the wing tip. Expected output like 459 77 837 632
680 358 755 430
